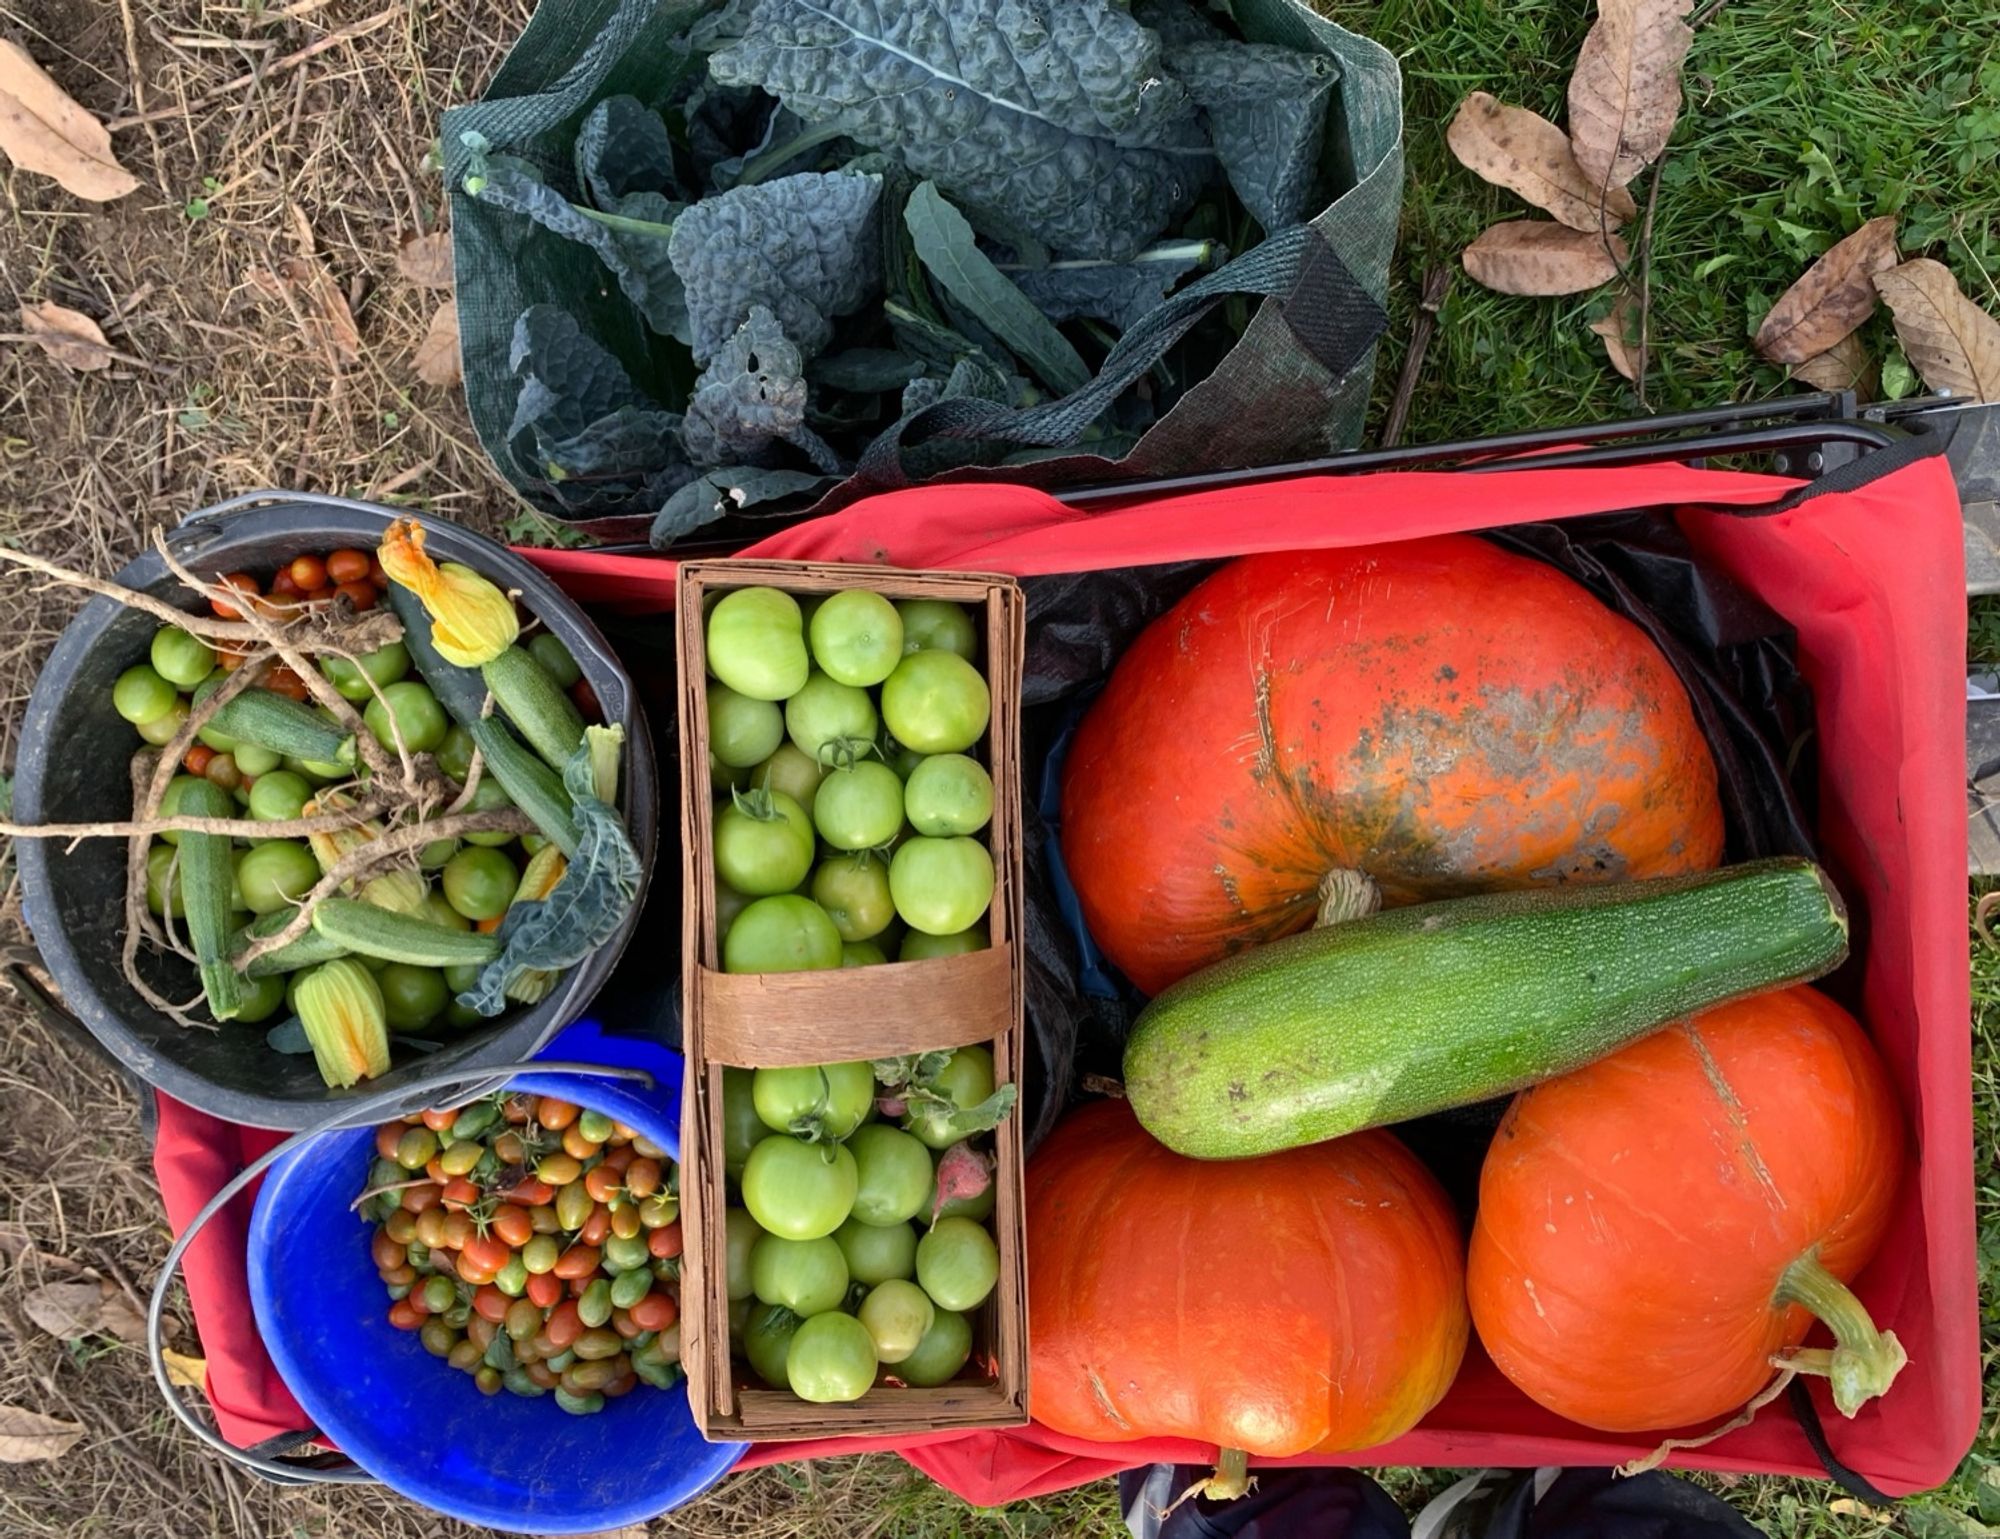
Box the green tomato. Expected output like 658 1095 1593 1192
842 940 889 967
459 778 519 847
903 754 994 837
784 672 879 764
753 1061 876 1139
716 878 753 941
232 971 288 1025
750 1233 850 1315
442 999 487 1030
113 664 179 726
812 762 906 851
135 697 190 747
232 741 281 777
151 776 204 847
899 925 989 962
930 1147 997 1222
707 587 809 701
809 589 904 687
424 891 473 933
149 626 216 689
144 844 187 918
880 735 926 780
708 682 785 768
723 895 843 974
321 641 411 702
741 1136 858 1241
908 1046 999 1150
896 599 979 660
714 790 815 896
379 963 448 1031
847 1124 934 1226
443 961 483 993
722 1066 770 1181
442 845 518 922
435 724 476 783
897 1307 973 1388
528 632 583 689
725 1207 765 1302
748 742 824 816
785 1310 877 1404
834 1218 919 1286
281 754 334 785
889 837 995 936
810 853 896 941
363 681 448 754
881 651 990 754
237 840 319 915
858 1279 934 1365
247 770 312 824
741 1300 801 1390
915 1216 999 1312
418 834 460 870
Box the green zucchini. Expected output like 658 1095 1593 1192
194 677 356 767
388 584 581 855
174 780 244 1020
310 897 503 968
233 910 350 977
483 645 585 770
1123 858 1850 1160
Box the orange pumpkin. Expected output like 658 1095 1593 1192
1028 1101 1468 1497
1059 537 1725 996
1468 986 1907 1433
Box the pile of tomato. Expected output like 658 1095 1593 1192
362 1093 681 1414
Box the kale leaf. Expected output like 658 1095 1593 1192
682 305 843 472
1169 40 1338 233
666 171 883 364
652 466 836 544
1012 243 1218 332
575 95 682 207
709 0 1211 261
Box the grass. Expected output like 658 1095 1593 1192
0 0 1995 1536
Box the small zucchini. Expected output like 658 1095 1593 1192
311 897 503 968
233 910 350 976
196 677 356 767
175 779 243 1020
483 645 585 771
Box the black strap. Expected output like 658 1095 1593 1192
1788 1377 1898 1505
858 225 1388 487
1720 411 1959 517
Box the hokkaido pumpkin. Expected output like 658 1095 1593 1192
1059 538 1725 996
1028 1100 1467 1498
1468 985 1906 1433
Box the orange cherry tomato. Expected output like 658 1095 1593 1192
387 1299 424 1331
537 1097 579 1131
210 571 260 620
371 1230 406 1271
648 1222 683 1260
611 1308 644 1340
579 1207 611 1248
402 1182 441 1214
269 567 302 597
545 1300 584 1350
552 1245 601 1281
583 1164 622 1204
440 1212 474 1251
420 1106 459 1132
264 666 311 702
289 554 328 592
491 1204 534 1249
609 1204 643 1241
441 1177 481 1211
461 1233 513 1278
526 1271 563 1309
183 744 216 776
473 1286 511 1324
334 579 378 612
368 554 389 588
628 1291 678 1332
507 1177 553 1207
413 1207 448 1249
426 1156 448 1185
600 1143 635 1173
622 1158 661 1199
326 548 371 585
603 1372 639 1400
562 1124 600 1161
375 1122 410 1160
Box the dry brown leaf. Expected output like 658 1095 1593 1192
395 230 454 290
18 301 114 372
0 1405 83 1464
1753 217 1899 364
0 1225 86 1274
1447 93 1638 233
22 1278 146 1344
1790 332 1879 401
1462 220 1629 296
1567 0 1695 193
0 39 140 202
161 1348 207 1394
247 255 362 369
413 298 461 387
1591 294 1640 381
1872 258 2000 403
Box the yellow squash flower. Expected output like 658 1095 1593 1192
378 517 518 667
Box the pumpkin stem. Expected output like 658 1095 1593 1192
1771 1252 1908 1416
1315 869 1382 928
1165 1447 1256 1511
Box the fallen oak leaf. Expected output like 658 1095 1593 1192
18 301 114 372
1590 292 1640 381
0 1405 82 1464
394 229 454 290
22 1278 147 1344
1753 217 1899 364
1567 0 1695 194
246 254 361 369
411 298 461 386
0 39 140 202
160 1347 207 1394
1462 220 1629 296
1446 93 1637 233
1872 258 2000 403
1790 332 1878 402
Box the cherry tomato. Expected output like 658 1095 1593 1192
375 1121 410 1160
270 567 301 597
609 1203 643 1241
491 1204 534 1248
623 1158 662 1200
337 579 380 612
211 572 260 620
326 549 372 585
583 1164 622 1204
441 1177 480 1210
526 1272 563 1310
473 1286 511 1323
562 1123 600 1161
629 1292 678 1333
420 1106 459 1132
289 554 328 591
387 1299 424 1331
401 1184 441 1214
648 1222 684 1260
572 677 602 721
509 1177 554 1208
371 1230 407 1271
183 743 217 776
554 1245 601 1281
537 1096 580 1131
368 554 389 588
579 1207 611 1248
440 1212 474 1251
545 1300 584 1349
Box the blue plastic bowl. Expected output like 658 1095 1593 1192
247 1021 745 1534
